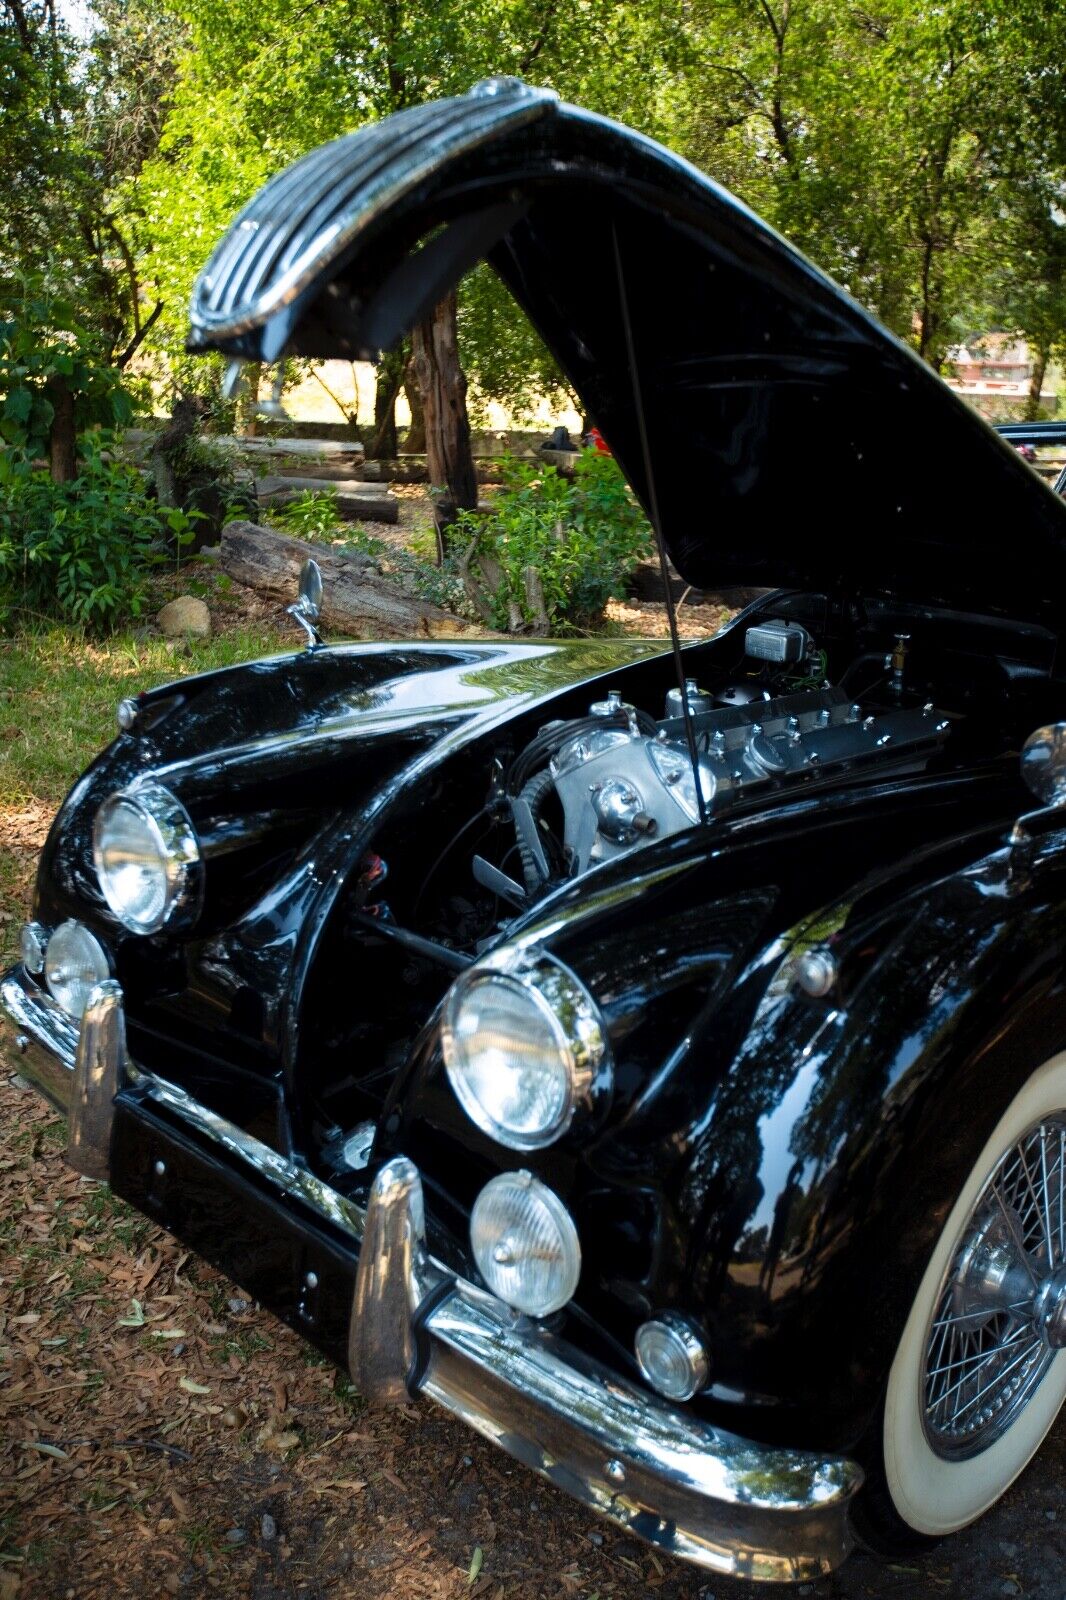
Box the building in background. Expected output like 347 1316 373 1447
945 333 1059 419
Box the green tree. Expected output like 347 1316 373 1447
138 0 692 462
678 0 1066 372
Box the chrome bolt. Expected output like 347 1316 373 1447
116 697 139 732
304 1271 319 1291
604 1459 626 1485
153 1159 166 1177
795 947 838 998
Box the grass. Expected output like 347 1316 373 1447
0 619 286 963
1 621 284 811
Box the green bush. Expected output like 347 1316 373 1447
266 488 340 539
0 439 164 629
452 451 653 631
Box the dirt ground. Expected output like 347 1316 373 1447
2 491 1062 1598
1 1049 1064 1600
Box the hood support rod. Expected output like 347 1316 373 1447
611 225 709 825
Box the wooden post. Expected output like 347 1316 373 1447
411 290 477 534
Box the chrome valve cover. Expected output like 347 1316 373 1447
552 686 950 874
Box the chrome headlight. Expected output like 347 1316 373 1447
471 1170 581 1316
45 920 110 1018
93 783 201 934
441 948 610 1150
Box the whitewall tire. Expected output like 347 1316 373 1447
882 1050 1066 1537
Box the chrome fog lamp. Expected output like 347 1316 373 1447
441 948 610 1151
635 1312 711 1402
93 783 201 934
45 920 110 1018
470 1170 581 1316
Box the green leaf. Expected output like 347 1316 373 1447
467 1546 483 1586
3 388 31 423
118 1297 146 1327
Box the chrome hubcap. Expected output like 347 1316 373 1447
923 1116 1066 1460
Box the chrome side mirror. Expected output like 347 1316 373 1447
1021 723 1066 808
287 558 324 648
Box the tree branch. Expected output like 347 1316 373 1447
519 0 562 73
114 300 163 369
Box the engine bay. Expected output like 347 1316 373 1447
352 613 963 965
477 618 950 910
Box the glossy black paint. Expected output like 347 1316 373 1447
34 636 660 1137
31 570 1066 1456
379 759 1066 1448
189 84 1066 627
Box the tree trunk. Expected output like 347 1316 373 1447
402 355 426 453
411 291 477 532
368 349 404 458
237 361 263 436
1026 344 1050 421
47 376 77 484
150 395 206 508
218 520 485 638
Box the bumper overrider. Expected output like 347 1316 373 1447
1 966 862 1583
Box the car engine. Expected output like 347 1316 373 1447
497 620 951 901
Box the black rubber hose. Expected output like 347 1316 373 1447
514 768 557 895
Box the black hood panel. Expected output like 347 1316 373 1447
189 81 1066 628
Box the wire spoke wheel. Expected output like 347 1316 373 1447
923 1116 1066 1460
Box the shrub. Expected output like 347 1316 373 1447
0 438 164 629
452 451 653 631
266 488 341 539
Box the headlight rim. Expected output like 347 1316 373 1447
441 945 611 1151
92 781 202 935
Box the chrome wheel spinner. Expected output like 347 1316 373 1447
923 1116 1066 1459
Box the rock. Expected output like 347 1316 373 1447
999 1584 1019 1598
158 596 211 639
587 1531 604 1546
228 1296 248 1314
260 1513 277 1542
225 1527 247 1545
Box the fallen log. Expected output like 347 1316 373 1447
219 521 485 639
255 475 399 524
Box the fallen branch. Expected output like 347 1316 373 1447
219 520 485 638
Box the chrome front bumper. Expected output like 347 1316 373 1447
1 965 862 1583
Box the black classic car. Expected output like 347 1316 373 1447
6 79 1066 1585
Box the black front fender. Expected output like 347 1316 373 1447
680 837 1066 1450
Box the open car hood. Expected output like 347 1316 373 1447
188 79 1066 628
